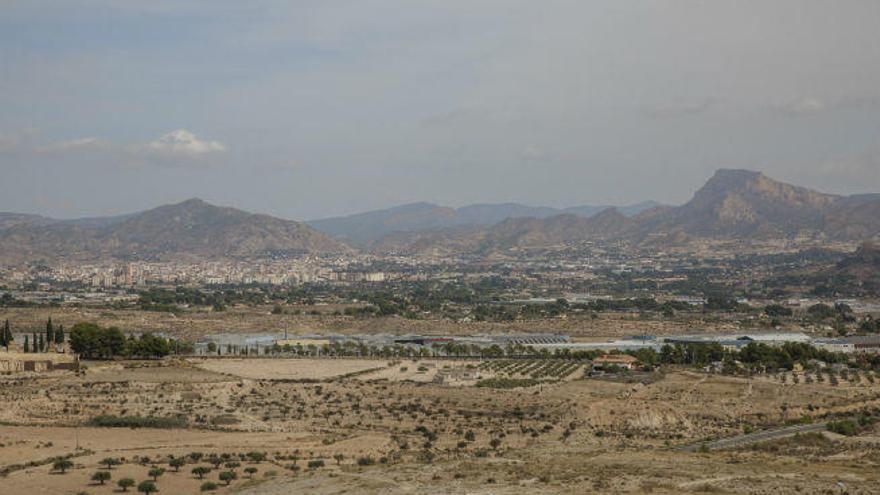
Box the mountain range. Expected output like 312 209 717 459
0 199 350 263
306 200 662 245
360 169 880 254
1 169 879 263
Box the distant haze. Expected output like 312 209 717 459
2 1 880 220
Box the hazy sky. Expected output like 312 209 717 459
2 1 880 220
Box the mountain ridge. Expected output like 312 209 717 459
2 170 879 261
367 169 880 254
307 200 663 245
0 198 351 263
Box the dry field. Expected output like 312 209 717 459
195 358 386 381
1 358 879 494
0 305 757 341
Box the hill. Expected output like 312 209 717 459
0 199 351 263
308 200 661 245
369 170 880 253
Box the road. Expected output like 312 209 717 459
677 422 828 452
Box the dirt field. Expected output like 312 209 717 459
1 358 879 494
195 358 387 380
0 305 758 342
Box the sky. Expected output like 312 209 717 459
2 0 880 220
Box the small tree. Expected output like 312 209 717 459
333 453 344 465
192 466 211 479
219 471 237 485
200 482 219 492
169 457 186 472
101 457 121 470
91 471 111 485
55 324 65 346
24 335 29 353
137 480 158 494
148 467 165 481
2 320 12 351
0 319 8 350
53 459 74 473
118 478 136 492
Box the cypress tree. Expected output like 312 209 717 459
38 334 44 353
46 317 54 346
0 323 6 349
33 332 38 352
55 324 64 345
3 320 11 350
24 335 29 353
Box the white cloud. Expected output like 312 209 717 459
143 129 227 156
36 137 108 153
776 96 826 115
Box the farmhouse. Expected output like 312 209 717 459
592 354 638 370
0 351 79 374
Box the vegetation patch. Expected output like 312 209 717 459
88 415 188 429
475 377 545 389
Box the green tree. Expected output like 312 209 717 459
69 323 126 359
244 467 258 478
24 335 29 353
137 480 158 494
219 471 237 485
38 333 44 353
101 457 121 470
169 457 186 472
192 466 211 479
148 467 165 481
53 459 74 473
46 317 54 347
91 471 111 485
118 478 136 492
55 324 64 346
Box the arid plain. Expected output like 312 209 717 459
2 353 879 494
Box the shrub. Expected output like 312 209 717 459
89 415 186 429
828 419 859 436
200 482 219 492
117 478 136 492
219 471 237 485
192 466 212 479
53 459 74 473
137 480 158 494
148 467 165 481
91 471 111 485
